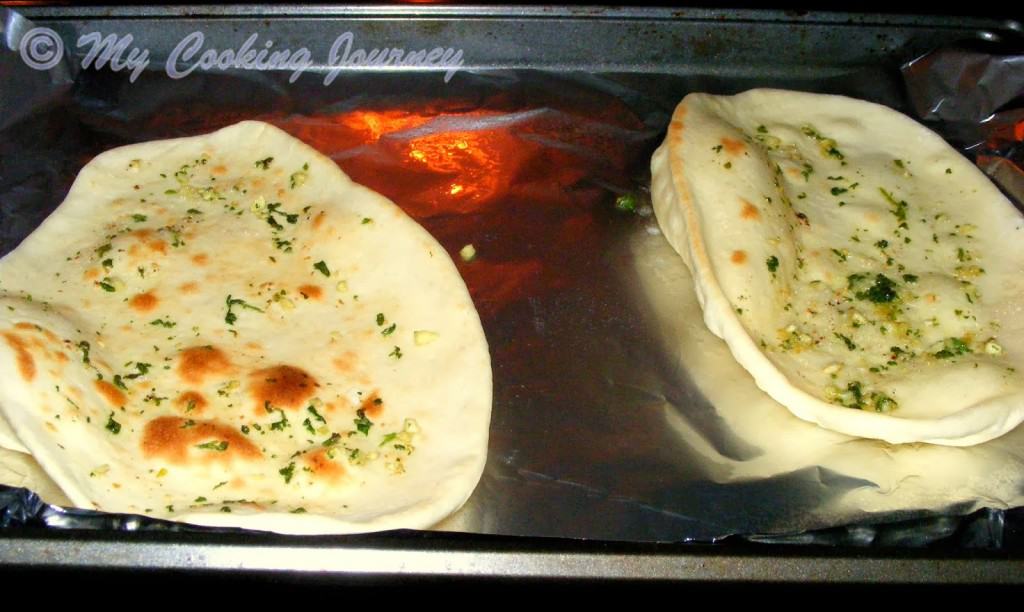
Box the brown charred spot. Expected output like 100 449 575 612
740 199 760 220
132 229 168 255
312 211 327 230
249 365 317 413
302 448 345 482
796 212 810 226
141 416 261 464
192 253 209 266
721 137 746 155
14 323 59 344
178 345 233 385
175 391 208 415
360 392 384 418
2 332 35 382
179 281 200 294
297 284 323 300
332 351 358 374
94 380 126 407
129 291 159 313
731 250 748 264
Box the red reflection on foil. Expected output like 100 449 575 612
275 110 526 218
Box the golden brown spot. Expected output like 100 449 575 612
178 346 233 385
252 178 265 189
277 188 286 198
731 250 748 264
245 341 263 351
55 351 69 363
313 211 327 229
129 291 159 313
94 380 126 407
297 284 323 300
721 137 746 155
926 294 938 303
2 332 35 382
14 322 37 332
179 281 200 294
360 392 384 418
84 268 101 280
128 244 141 257
740 199 760 220
141 416 261 464
192 253 209 266
149 239 168 254
332 351 358 374
249 365 317 412
211 165 227 176
132 229 168 255
175 391 208 415
302 448 345 482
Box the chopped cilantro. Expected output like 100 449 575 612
196 440 228 451
354 409 372 436
614 193 638 214
313 261 331 277
853 274 898 303
766 255 779 274
105 412 121 434
279 462 296 483
254 157 274 170
225 294 264 325
834 333 857 351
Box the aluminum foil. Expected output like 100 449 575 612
1 7 1024 546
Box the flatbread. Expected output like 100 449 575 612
627 228 1024 531
0 120 492 533
651 89 1024 446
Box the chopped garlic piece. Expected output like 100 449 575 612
459 244 476 262
414 330 439 346
985 340 1004 355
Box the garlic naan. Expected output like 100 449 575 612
0 121 491 533
651 89 1024 446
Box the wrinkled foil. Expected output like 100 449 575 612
1 7 1023 547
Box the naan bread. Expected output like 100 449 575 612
651 89 1024 446
0 121 491 533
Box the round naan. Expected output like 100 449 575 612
651 89 1024 446
0 121 492 533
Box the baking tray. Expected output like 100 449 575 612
2 4 1024 583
